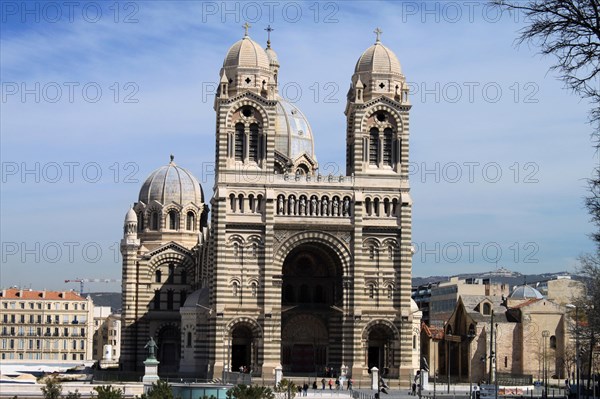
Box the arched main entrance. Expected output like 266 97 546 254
157 325 180 373
364 321 398 376
281 242 343 373
231 325 253 372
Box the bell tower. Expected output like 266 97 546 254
214 24 278 178
345 28 410 179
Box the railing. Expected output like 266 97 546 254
222 371 252 385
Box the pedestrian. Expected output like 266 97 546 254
412 382 417 396
321 378 326 390
348 378 353 391
312 381 317 390
303 383 309 397
329 378 333 390
336 377 340 390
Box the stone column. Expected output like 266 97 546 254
371 367 379 390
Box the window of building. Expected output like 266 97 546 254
249 123 259 162
482 303 492 315
413 335 417 350
232 282 239 297
153 290 160 310
369 128 379 166
234 123 245 161
504 356 508 368
187 332 192 347
168 210 179 230
166 290 174 310
180 291 187 307
155 269 162 283
383 128 394 166
167 264 174 284
180 270 187 285
186 211 195 231
150 211 159 230
550 335 557 349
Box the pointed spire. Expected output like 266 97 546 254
243 22 251 37
220 70 228 83
374 27 383 43
355 76 364 88
265 25 274 48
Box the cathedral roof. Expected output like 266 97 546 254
138 156 203 206
355 39 402 76
274 97 315 161
223 34 270 70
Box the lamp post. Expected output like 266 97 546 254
543 330 550 399
467 326 476 399
567 304 580 399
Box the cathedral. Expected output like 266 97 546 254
119 26 421 383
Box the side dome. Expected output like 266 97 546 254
355 41 402 75
509 285 544 300
138 156 203 205
274 97 315 161
224 35 270 70
124 207 137 223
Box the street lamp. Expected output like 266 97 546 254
567 304 580 399
467 325 476 399
543 330 550 399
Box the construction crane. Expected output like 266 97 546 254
64 278 121 295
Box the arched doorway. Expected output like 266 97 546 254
157 325 180 373
281 242 343 373
231 325 253 373
365 322 398 376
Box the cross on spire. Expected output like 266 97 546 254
243 22 251 36
374 27 383 42
265 24 274 47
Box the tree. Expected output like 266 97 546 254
494 0 600 137
41 377 62 399
144 380 174 399
226 384 274 399
274 379 297 399
94 385 124 399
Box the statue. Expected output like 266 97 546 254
332 198 339 216
299 197 307 215
343 198 350 216
145 336 157 360
289 196 296 215
278 196 284 215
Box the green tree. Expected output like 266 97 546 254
145 380 175 399
226 384 274 399
94 385 124 399
41 377 62 399
274 379 297 399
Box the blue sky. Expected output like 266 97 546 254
1 1 597 292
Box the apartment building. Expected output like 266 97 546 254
0 288 94 362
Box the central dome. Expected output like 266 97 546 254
510 285 544 300
138 157 203 206
355 41 402 75
223 35 270 70
274 97 315 161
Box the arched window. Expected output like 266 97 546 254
238 194 244 213
180 270 187 285
373 198 380 216
387 285 393 299
248 195 255 212
383 128 394 166
186 332 192 347
186 211 195 230
168 210 178 230
383 198 390 216
251 282 257 297
550 335 557 349
230 194 236 212
413 335 417 350
368 284 375 299
365 197 372 216
155 270 162 283
153 290 161 310
166 290 174 310
369 128 379 166
150 212 159 230
249 123 259 162
234 123 245 161
180 290 187 307
232 282 239 297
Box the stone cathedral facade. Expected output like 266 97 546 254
119 28 421 382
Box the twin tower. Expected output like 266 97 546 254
120 26 419 383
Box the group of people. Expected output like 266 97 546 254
318 377 353 391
